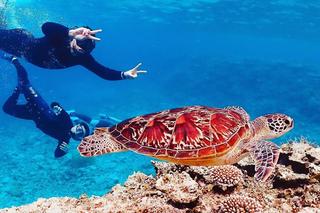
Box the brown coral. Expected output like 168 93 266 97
203 165 243 187
218 195 263 213
96 172 184 212
188 165 243 191
152 161 186 176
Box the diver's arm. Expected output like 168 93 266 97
69 112 92 123
81 55 147 80
54 114 72 158
81 54 124 80
2 87 33 120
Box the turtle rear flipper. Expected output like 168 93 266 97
78 128 127 157
249 140 280 182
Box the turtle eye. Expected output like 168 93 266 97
267 118 273 123
284 119 290 125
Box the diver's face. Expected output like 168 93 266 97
52 105 63 116
71 124 86 141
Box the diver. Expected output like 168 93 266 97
1 52 73 158
0 22 147 80
68 111 121 141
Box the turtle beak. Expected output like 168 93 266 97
289 117 294 128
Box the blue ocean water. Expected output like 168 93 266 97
0 0 319 208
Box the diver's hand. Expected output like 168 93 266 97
123 63 147 79
70 39 84 53
69 27 102 41
59 141 69 153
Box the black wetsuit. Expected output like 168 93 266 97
2 59 73 158
0 22 124 80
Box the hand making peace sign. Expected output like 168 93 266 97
69 27 102 41
123 63 147 79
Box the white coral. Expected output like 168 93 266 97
156 171 200 203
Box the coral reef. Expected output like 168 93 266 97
1 139 319 213
155 171 200 204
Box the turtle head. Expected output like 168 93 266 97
252 113 294 140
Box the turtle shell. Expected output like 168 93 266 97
108 106 251 159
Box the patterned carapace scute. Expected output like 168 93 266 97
109 106 250 158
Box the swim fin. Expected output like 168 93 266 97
0 50 13 61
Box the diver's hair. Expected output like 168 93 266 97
80 122 90 137
82 26 92 30
50 102 61 108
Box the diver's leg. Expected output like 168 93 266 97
0 49 15 61
95 117 120 127
0 28 33 57
2 86 21 115
12 59 48 110
12 58 30 85
21 83 50 112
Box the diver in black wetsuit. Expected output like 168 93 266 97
1 52 122 157
1 53 74 157
0 22 147 80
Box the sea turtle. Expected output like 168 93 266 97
78 106 293 181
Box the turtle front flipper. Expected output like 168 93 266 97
77 128 127 157
249 140 280 182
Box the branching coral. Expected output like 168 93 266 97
204 165 244 187
190 165 243 189
218 195 263 213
